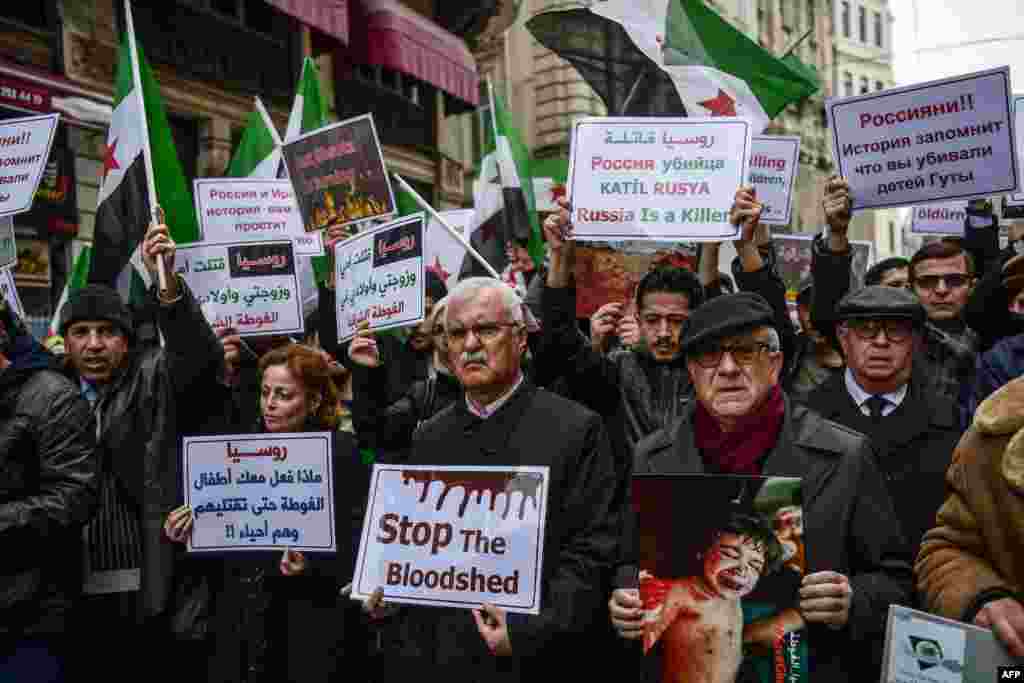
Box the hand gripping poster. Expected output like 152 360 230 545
634 474 807 683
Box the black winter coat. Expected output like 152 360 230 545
630 394 915 683
0 332 96 636
391 382 620 682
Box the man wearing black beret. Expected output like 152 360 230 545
609 290 914 683
806 285 962 558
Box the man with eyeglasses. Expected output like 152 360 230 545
363 276 619 681
609 291 913 683
805 286 962 558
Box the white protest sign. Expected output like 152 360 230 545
828 67 1018 209
749 135 800 226
0 267 24 319
0 217 14 269
0 113 59 217
354 464 549 614
183 432 336 553
567 117 752 241
426 209 473 292
177 239 303 337
911 201 969 235
335 213 426 343
1009 94 1024 205
194 178 323 256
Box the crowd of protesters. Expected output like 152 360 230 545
2 176 1024 681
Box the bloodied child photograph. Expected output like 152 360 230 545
634 474 807 683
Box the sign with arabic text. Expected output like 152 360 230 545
0 113 60 218
749 135 800 226
334 213 426 343
177 239 303 337
195 178 323 256
567 116 752 241
354 464 549 614
183 432 336 553
828 67 1018 209
281 113 396 233
0 266 23 319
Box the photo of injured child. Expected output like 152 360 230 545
634 475 808 683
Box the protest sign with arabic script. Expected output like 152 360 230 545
281 113 395 233
0 113 59 218
195 178 323 256
749 135 800 226
183 432 336 553
354 464 549 614
828 67 1018 210
177 239 303 337
334 213 425 343
910 201 968 235
567 117 752 241
0 266 24 319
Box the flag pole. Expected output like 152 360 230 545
780 28 813 59
485 77 514 252
390 172 501 280
254 96 283 147
124 0 169 295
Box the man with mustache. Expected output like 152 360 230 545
609 290 913 683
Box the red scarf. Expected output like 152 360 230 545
694 386 785 475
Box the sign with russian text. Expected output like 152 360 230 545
828 67 1017 209
0 266 23 319
0 113 59 217
334 213 425 343
194 178 324 256
910 201 968 235
183 432 336 553
281 113 396 233
0 217 13 268
177 239 303 337
749 135 800 226
567 117 752 241
881 605 1018 683
353 464 549 614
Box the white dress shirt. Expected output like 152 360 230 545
466 374 525 419
844 368 907 417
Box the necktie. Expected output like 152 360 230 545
865 395 888 420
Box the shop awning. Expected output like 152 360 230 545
351 0 479 107
266 0 349 45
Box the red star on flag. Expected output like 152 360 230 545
698 89 737 117
425 255 450 283
550 183 566 202
101 138 121 181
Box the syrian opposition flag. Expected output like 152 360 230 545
226 97 281 179
89 2 200 302
48 243 91 338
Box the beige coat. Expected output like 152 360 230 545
916 375 1024 619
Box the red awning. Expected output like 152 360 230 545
352 0 479 107
266 0 349 45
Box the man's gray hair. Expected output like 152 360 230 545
445 277 525 328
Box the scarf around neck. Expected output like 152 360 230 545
694 385 785 475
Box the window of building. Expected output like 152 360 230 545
844 72 854 96
841 2 850 37
859 5 867 42
875 80 885 91
860 76 870 94
874 10 883 47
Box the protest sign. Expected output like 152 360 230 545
354 464 549 614
194 178 323 256
0 267 23 319
0 217 13 268
425 209 473 292
281 113 395 233
574 242 697 318
828 67 1017 209
749 135 800 226
910 201 968 235
183 432 336 553
773 235 873 310
0 113 59 218
1009 94 1024 206
635 474 808 682
334 213 425 343
176 239 303 337
567 117 752 241
881 605 1018 683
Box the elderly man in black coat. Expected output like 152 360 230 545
366 276 620 681
806 285 962 558
608 292 914 683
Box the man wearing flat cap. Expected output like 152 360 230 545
609 291 913 683
806 286 962 557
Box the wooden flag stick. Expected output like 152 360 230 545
152 205 169 295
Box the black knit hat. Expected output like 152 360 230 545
58 284 134 340
682 292 776 352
